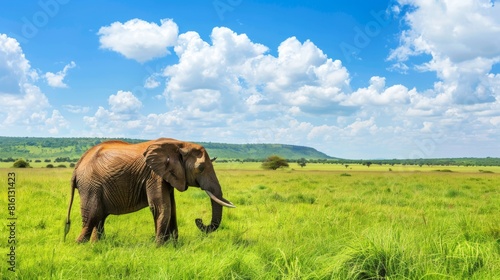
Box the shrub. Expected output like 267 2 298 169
46 164 54 168
13 158 30 168
297 158 307 168
262 155 289 170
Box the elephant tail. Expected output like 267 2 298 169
64 173 77 242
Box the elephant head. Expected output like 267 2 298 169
143 138 235 233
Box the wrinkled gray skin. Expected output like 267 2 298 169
64 138 235 245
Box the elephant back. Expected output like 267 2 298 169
74 141 144 180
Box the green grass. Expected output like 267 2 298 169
1 165 499 279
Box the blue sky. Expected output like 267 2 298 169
1 0 499 159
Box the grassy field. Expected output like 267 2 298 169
1 164 499 279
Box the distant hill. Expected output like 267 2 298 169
198 142 335 160
0 137 335 161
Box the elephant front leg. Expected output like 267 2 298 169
167 187 178 240
149 187 178 245
151 209 177 245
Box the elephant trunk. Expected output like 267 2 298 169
195 199 223 233
195 190 235 233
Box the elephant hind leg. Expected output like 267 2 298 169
76 225 93 243
90 216 108 242
77 197 106 243
77 216 107 243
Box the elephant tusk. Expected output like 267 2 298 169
205 190 236 208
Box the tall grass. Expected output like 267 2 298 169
0 166 498 279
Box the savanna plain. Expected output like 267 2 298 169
1 163 499 279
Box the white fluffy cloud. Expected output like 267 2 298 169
389 0 500 104
390 0 500 63
109 90 142 113
0 34 37 95
98 18 178 62
44 110 70 134
1 84 50 126
44 61 76 88
84 90 144 136
164 28 268 114
345 77 410 106
144 75 161 89
0 34 69 135
255 38 352 114
163 28 353 117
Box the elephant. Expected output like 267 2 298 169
64 138 235 245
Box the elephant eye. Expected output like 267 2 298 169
197 163 206 173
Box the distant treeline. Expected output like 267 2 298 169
0 137 144 160
339 158 500 167
0 136 499 166
215 157 500 166
0 157 79 163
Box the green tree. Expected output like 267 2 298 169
13 158 30 168
262 155 289 170
297 158 307 168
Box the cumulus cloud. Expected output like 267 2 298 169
389 0 500 104
259 38 352 114
144 75 161 89
109 90 142 113
348 117 377 135
161 28 269 118
1 84 50 126
98 18 178 62
44 110 70 134
390 0 500 63
84 90 144 136
345 76 410 106
0 34 69 135
44 61 76 88
163 28 353 117
0 34 38 95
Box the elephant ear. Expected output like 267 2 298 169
143 142 187 192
